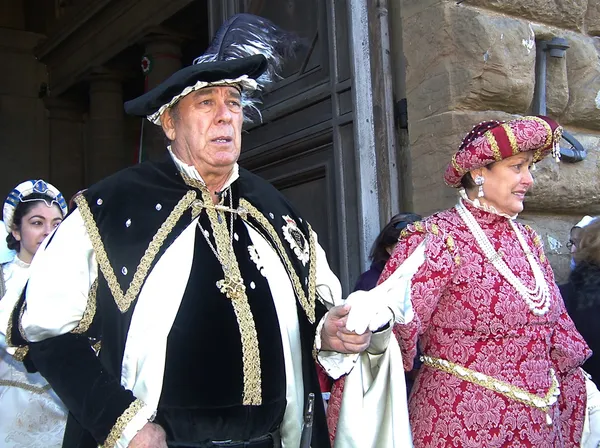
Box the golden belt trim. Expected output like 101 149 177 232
421 355 560 424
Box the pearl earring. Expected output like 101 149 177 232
474 175 485 198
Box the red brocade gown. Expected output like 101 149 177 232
327 202 591 447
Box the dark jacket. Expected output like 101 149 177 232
10 157 330 448
559 261 600 387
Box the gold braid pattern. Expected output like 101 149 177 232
0 379 52 395
421 355 560 414
451 154 467 178
12 346 29 362
74 192 196 313
197 188 262 406
101 399 144 448
502 123 520 155
72 278 98 334
5 298 18 347
525 225 547 263
239 199 317 324
6 292 28 349
485 130 503 162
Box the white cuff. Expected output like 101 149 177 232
315 313 360 380
115 404 157 448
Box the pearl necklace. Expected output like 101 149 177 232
456 200 551 316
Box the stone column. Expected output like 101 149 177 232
87 69 127 183
44 96 85 201
139 33 183 162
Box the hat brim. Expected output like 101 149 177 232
124 54 268 117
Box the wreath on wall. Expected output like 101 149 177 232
141 55 153 75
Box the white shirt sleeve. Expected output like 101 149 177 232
22 209 98 342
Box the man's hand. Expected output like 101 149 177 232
129 422 167 448
320 305 372 354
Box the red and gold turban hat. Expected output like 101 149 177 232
444 115 563 188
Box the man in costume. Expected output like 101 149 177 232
6 14 382 448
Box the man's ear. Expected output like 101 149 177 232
160 109 176 141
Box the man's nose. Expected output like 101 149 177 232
215 101 233 123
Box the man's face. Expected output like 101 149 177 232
162 86 244 176
569 227 583 254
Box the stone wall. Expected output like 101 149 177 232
395 0 600 282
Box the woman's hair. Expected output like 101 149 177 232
369 212 422 264
5 193 57 252
574 218 600 266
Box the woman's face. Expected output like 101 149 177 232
12 201 63 262
470 152 535 216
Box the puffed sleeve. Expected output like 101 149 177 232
22 209 154 448
381 222 458 371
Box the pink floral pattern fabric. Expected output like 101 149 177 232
327 203 590 447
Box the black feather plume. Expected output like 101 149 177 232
194 13 305 91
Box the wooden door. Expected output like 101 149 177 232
208 0 396 293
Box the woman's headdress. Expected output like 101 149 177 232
444 115 563 188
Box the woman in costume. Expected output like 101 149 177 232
375 116 596 447
0 179 68 447
560 218 600 388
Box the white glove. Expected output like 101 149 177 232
345 241 426 336
345 290 394 335
581 373 600 448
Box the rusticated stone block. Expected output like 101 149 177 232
526 132 600 213
585 0 600 35
401 2 535 123
558 33 600 130
461 0 588 32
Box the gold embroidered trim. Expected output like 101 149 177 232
502 123 519 155
6 293 28 347
75 192 196 313
72 278 98 334
92 340 102 354
421 355 560 412
485 130 503 162
101 398 144 448
0 379 52 395
529 228 546 263
445 235 460 265
199 189 262 406
12 346 29 362
240 199 317 324
451 154 467 177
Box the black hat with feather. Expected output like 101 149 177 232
124 13 302 125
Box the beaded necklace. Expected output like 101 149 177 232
456 199 550 316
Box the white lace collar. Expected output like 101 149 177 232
458 189 518 220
